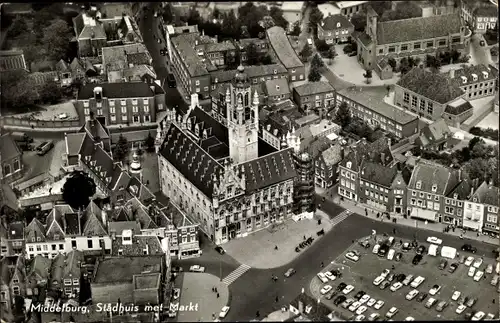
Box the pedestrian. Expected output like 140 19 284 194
212 287 215 292
217 292 220 298
215 287 218 293
365 208 368 216
275 245 278 250
321 262 324 267
256 311 260 317
304 235 306 240
276 296 279 303
493 299 496 304
391 265 395 270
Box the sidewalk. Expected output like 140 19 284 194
319 190 499 246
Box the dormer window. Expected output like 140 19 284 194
453 193 458 199
471 73 477 81
346 161 352 169
83 101 89 107
273 69 277 74
91 160 97 167
215 78 218 83
482 71 488 79
461 76 467 83
473 197 478 202
336 22 341 28
121 99 126 106
431 184 437 192
117 249 123 255
276 85 280 91
416 181 422 189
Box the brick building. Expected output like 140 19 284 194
266 26 305 82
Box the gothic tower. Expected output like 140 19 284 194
226 65 259 164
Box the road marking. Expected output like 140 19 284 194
221 264 251 286
330 210 352 226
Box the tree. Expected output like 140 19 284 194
62 170 96 210
309 7 324 34
269 6 289 30
7 16 28 38
113 134 130 162
426 55 441 71
187 6 202 26
261 54 273 65
299 43 313 62
350 12 367 32
221 10 240 39
290 22 301 36
246 43 261 65
145 132 156 152
314 38 330 53
308 65 322 82
399 57 412 74
238 2 267 38
0 70 38 109
363 69 373 84
311 53 324 69
261 16 276 29
468 136 483 150
326 46 336 64
212 7 221 20
42 19 73 61
39 80 63 104
225 49 241 70
381 1 422 21
335 101 352 128
388 58 397 70
161 3 174 23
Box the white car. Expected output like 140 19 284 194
390 282 403 292
387 249 396 260
429 285 441 295
219 306 230 318
380 269 390 278
410 276 425 288
342 285 355 294
368 313 380 321
355 314 366 321
472 311 485 321
359 294 370 304
456 304 467 314
58 113 68 119
307 38 313 45
317 272 329 283
325 271 336 281
473 258 483 268
349 301 361 312
451 291 461 301
367 298 377 307
356 305 368 315
320 285 333 295
486 313 495 320
473 270 484 281
405 289 419 300
372 244 380 254
427 236 442 245
468 266 476 277
373 276 384 286
345 252 360 262
405 317 415 321
465 256 474 266
374 300 385 310
189 265 205 273
386 307 398 318
486 264 494 274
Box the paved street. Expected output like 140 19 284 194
469 33 494 66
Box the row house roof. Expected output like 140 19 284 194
340 136 394 171
360 161 399 187
266 26 304 69
294 81 334 97
77 81 163 100
0 256 25 287
320 14 353 31
407 162 459 196
471 181 500 206
111 235 163 256
321 143 343 167
50 250 83 287
417 119 452 147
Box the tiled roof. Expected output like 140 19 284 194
63 250 83 279
8 221 24 240
111 235 163 256
108 220 142 234
321 14 353 31
408 162 458 195
321 143 343 166
242 148 297 192
78 82 155 99
27 255 52 283
396 67 464 104
245 64 288 78
50 254 66 285
447 179 473 200
203 40 236 53
419 119 451 146
93 256 163 284
110 129 156 144
0 133 21 161
266 26 304 69
69 58 84 73
472 181 499 206
171 33 210 77
294 82 334 97
361 161 398 187
55 59 69 72
81 201 108 236
160 123 223 197
162 200 193 227
452 64 498 86
83 119 110 140
307 136 332 159
25 218 46 242
340 137 393 171
376 13 462 45
353 31 372 48
64 212 80 235
264 78 290 97
65 133 86 156
474 5 498 17
444 98 473 115
337 87 417 125
126 52 151 65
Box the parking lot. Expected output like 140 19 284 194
310 235 498 321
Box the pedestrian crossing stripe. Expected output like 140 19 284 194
222 264 251 286
331 210 352 226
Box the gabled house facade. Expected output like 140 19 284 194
465 180 499 234
0 256 26 314
314 142 343 189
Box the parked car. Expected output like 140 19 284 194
436 301 448 312
325 271 336 281
380 269 390 278
387 249 396 260
466 297 477 307
325 291 337 300
356 305 368 315
189 265 205 273
374 300 385 310
342 285 355 294
333 295 346 305
405 317 415 321
429 284 441 295
403 274 414 286
349 301 361 312
406 289 419 301
427 236 442 245
402 242 412 252
215 246 226 254
385 307 398 318
359 294 370 304
473 258 483 268
451 291 461 301
341 298 355 309
472 311 485 321
372 244 380 254
416 245 426 255
321 285 333 295
473 270 484 281
317 272 329 283
395 252 402 261
368 313 380 321
425 297 437 308
396 273 406 283
366 298 377 307
486 313 495 320
416 293 428 302
390 282 403 292
491 274 499 286
359 240 371 249
36 141 54 156
219 306 230 318
455 304 467 314
387 274 395 282
336 282 347 292
449 263 459 273
379 281 391 290
468 266 476 277
438 259 448 270
373 276 384 286
486 264 494 274
354 314 365 321
284 268 296 277
354 291 366 301
410 276 425 288
412 254 423 265
465 256 475 266
378 245 390 257
345 251 360 262
461 244 477 253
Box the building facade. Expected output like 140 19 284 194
317 14 354 44
451 64 497 100
292 82 335 112
0 134 24 183
266 26 305 82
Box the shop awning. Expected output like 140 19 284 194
410 208 437 221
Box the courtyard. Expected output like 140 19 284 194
310 235 498 321
476 111 499 130
11 101 79 121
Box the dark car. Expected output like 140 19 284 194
436 301 449 312
354 291 366 300
416 245 426 255
416 293 428 302
412 254 423 265
466 297 476 307
215 246 225 254
396 274 406 282
449 263 459 273
336 282 347 292
331 269 341 277
395 252 402 262
359 240 371 249
464 310 475 320
378 244 390 257
402 242 412 252
334 295 347 306
172 266 183 273
380 281 391 290
461 244 477 254
326 291 338 300
387 274 395 282
167 73 176 88
438 259 448 270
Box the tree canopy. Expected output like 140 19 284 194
62 170 97 210
145 132 156 152
113 134 129 161
0 70 38 109
311 53 325 69
335 101 352 128
308 65 322 82
269 6 288 30
299 43 313 62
